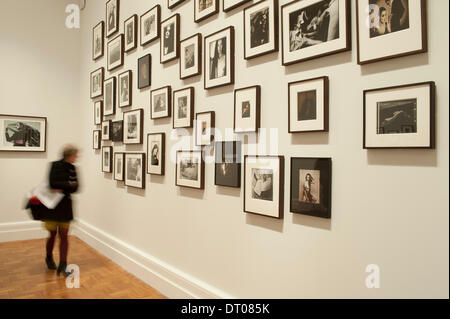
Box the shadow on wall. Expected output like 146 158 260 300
245 213 284 233
360 53 429 76
366 149 437 167
291 213 332 231
291 132 329 145
284 50 352 75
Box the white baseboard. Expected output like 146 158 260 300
0 221 48 242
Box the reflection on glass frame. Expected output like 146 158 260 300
93 21 104 60
160 14 180 64
123 109 144 144
147 133 165 176
0 114 47 152
215 141 241 188
151 86 172 119
140 5 161 46
195 111 215 146
106 0 119 38
93 130 101 150
223 0 252 12
118 70 132 107
103 77 116 116
107 34 124 71
90 67 104 99
114 152 125 181
111 120 123 143
195 0 219 23
173 87 194 129
102 146 113 173
180 33 202 79
94 101 103 125
101 120 111 141
138 54 151 89
125 153 146 189
124 15 138 52
176 150 205 189
234 85 260 133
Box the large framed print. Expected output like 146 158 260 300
234 85 260 133
204 27 235 90
90 67 104 99
180 33 202 79
195 111 215 146
140 5 161 46
92 21 104 60
94 101 103 125
123 109 144 145
356 0 427 65
288 76 329 133
114 152 125 181
147 133 165 175
124 15 138 52
107 34 124 71
215 141 241 188
102 146 113 173
93 130 101 150
176 150 205 189
244 155 284 219
138 54 151 89
102 120 112 141
168 0 186 9
125 153 145 189
244 0 279 60
160 14 180 64
111 120 123 142
363 81 435 149
223 0 252 12
290 157 332 219
0 115 46 152
173 87 194 129
106 0 119 38
281 0 351 66
118 70 132 107
103 77 116 116
151 86 171 119
195 0 219 23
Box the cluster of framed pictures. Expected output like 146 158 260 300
103 147 146 189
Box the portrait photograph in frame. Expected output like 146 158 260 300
147 133 165 176
195 0 219 23
176 150 205 189
223 0 252 12
290 157 332 219
151 86 172 119
160 14 180 64
195 111 215 146
138 54 151 89
90 67 104 99
93 130 101 150
106 0 119 38
107 34 124 71
0 114 47 152
94 101 103 125
356 0 427 65
140 5 161 46
118 70 132 108
125 153 145 189
123 109 144 145
101 120 112 141
234 85 260 133
180 33 202 79
281 0 351 66
102 146 113 173
215 141 242 188
244 155 284 219
124 14 138 52
363 81 435 149
103 77 116 116
288 76 329 133
114 152 125 181
173 87 194 129
111 120 123 143
168 0 186 9
92 21 104 60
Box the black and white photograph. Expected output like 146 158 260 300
107 34 124 71
138 54 151 89
147 133 165 175
160 14 180 64
102 120 111 141
111 120 123 142
0 115 46 152
168 0 186 9
106 0 119 38
369 0 410 38
299 169 320 204
180 34 202 79
195 111 215 146
103 77 116 116
173 87 194 128
244 0 279 59
195 0 219 23
94 101 103 125
90 68 104 99
281 0 351 65
234 85 260 133
93 130 101 150
151 86 171 119
93 21 104 60
364 82 435 149
140 5 160 46
118 70 132 107
114 152 125 181
205 27 234 89
124 15 137 52
176 151 204 189
125 153 145 189
251 169 273 201
223 0 252 12
123 109 143 144
102 146 113 173
215 141 241 188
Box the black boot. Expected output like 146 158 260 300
45 255 57 270
57 261 72 277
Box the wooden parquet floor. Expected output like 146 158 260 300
0 236 166 299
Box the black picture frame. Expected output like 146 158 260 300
124 153 146 189
147 133 165 176
124 14 138 52
151 86 172 119
0 114 47 152
233 85 261 133
102 146 113 173
92 21 105 60
140 5 161 46
168 0 186 9
90 67 104 99
106 0 120 38
138 54 152 89
114 152 125 181
93 130 101 150
107 33 124 72
111 120 124 142
215 141 241 188
223 0 252 12
160 14 180 64
173 87 195 129
195 0 219 23
123 109 144 145
118 70 132 108
180 33 202 80
195 111 215 146
103 76 116 116
101 120 112 141
176 150 205 190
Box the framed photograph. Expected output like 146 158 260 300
0 115 46 152
223 0 252 12
106 0 119 38
93 130 101 150
281 0 351 66
140 5 161 46
244 155 284 219
363 81 435 149
288 76 329 133
173 87 194 129
118 70 132 107
180 33 202 79
168 0 186 9
195 0 219 23
102 146 113 173
290 157 331 218
107 34 124 71
114 152 125 181
147 133 165 175
215 141 241 188
102 120 112 141
124 15 138 52
94 101 103 125
195 111 215 146
356 0 427 65
92 21 104 60
160 14 180 64
90 67 104 99
111 120 123 142
176 150 205 189
138 54 151 89
103 77 116 116
244 0 279 60
125 153 146 189
234 85 260 133
123 109 144 144
151 86 171 119
205 27 235 90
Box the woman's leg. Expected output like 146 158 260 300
58 226 69 263
46 230 57 258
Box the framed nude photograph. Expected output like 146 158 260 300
124 15 138 52
101 120 112 141
151 86 171 119
92 21 104 60
102 146 113 173
93 130 101 150
114 152 125 181
234 85 260 133
106 0 119 38
290 157 332 219
195 111 215 146
244 0 279 60
180 33 202 79
288 76 329 133
94 101 103 125
363 81 435 149
125 153 146 189
195 0 219 23
244 155 284 219
107 34 124 71
176 150 205 189
147 133 165 175
204 27 235 89
123 109 144 145
281 0 351 66
103 77 116 116
173 87 194 129
90 67 104 99
160 14 180 64
356 0 427 64
118 70 132 108
111 120 123 142
140 5 160 46
0 114 47 152
138 54 151 89
223 0 252 12
215 141 242 188
168 0 186 9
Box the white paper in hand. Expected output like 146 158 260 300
33 181 64 210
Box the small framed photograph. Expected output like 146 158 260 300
356 0 427 65
125 153 146 189
102 146 113 173
118 70 132 107
102 120 112 141
138 54 151 89
94 101 103 125
168 0 186 9
147 133 165 175
288 76 329 133
173 87 194 129
180 33 202 79
244 155 284 219
123 109 143 144
111 120 123 142
215 141 241 188
92 21 104 60
195 111 215 146
106 0 119 38
195 0 219 23
107 34 124 71
364 81 435 149
114 152 125 181
93 130 101 150
103 77 116 116
90 67 104 99
0 114 46 152
176 150 205 189
223 0 252 12
140 5 160 46
234 85 260 133
124 15 137 52
204 27 235 90
160 14 180 64
244 0 279 60
281 0 351 66
151 86 171 119
290 157 331 219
